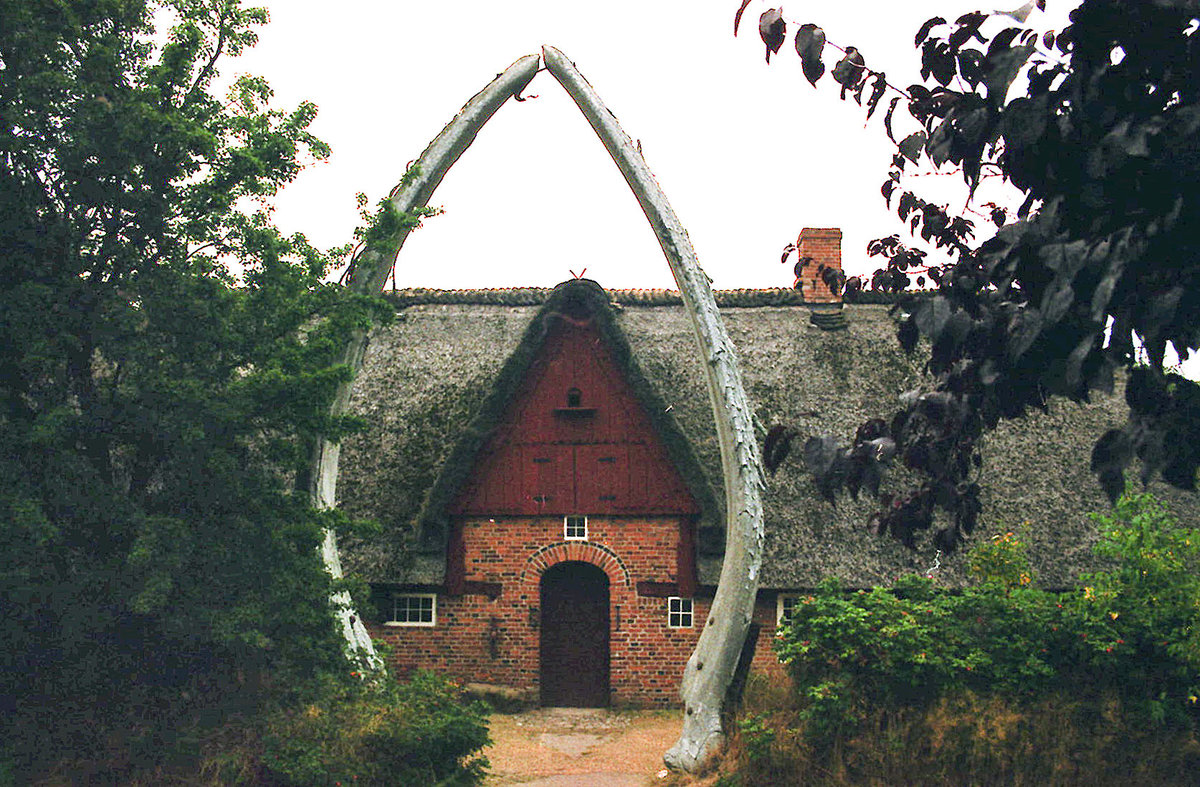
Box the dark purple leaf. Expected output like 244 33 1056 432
759 8 786 63
915 16 946 48
899 131 927 163
865 72 888 119
1091 428 1131 502
958 49 984 85
884 96 901 142
923 40 956 86
948 12 986 50
733 0 754 36
831 46 866 91
988 27 1023 55
822 265 847 295
763 424 797 475
882 178 896 205
898 314 919 352
780 242 796 264
794 23 827 86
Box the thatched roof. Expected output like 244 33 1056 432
337 280 1198 589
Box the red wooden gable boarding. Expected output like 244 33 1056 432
449 312 699 518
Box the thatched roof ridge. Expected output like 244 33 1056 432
381 286 929 309
383 286 815 308
338 283 1199 589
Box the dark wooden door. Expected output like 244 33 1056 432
540 562 610 706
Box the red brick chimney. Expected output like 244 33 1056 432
795 228 843 304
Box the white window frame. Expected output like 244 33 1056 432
564 514 588 541
667 596 694 628
384 593 437 627
776 593 801 626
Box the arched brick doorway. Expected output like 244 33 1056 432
540 561 610 706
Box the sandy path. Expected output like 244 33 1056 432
484 708 680 786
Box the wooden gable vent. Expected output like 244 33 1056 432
449 302 699 518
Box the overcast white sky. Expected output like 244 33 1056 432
228 0 1076 291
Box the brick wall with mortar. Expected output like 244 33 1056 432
366 516 801 706
368 515 712 707
795 227 843 304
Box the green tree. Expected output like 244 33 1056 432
0 0 387 776
744 0 1200 548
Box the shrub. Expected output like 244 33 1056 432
966 527 1033 590
1075 491 1200 715
775 494 1200 736
747 493 1200 783
260 671 490 787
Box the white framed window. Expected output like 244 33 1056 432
384 593 436 627
776 593 801 626
564 514 588 541
668 596 694 628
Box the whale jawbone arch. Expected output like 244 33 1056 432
315 48 763 775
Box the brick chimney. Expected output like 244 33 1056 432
795 227 847 330
795 228 843 304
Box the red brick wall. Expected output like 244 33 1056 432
368 515 712 707
366 515 795 707
795 227 843 304
749 594 790 683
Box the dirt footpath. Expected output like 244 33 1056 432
484 708 681 786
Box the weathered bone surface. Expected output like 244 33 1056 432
311 54 541 669
541 45 765 772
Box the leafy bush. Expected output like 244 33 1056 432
261 671 490 787
966 528 1033 590
1076 491 1200 714
735 493 1200 783
775 493 1200 737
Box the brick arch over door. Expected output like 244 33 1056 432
520 541 632 590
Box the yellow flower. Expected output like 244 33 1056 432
1109 611 1119 620
1084 587 1095 600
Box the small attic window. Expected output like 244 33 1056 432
566 388 582 407
564 515 588 541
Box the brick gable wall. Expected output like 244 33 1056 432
367 513 791 706
369 515 707 707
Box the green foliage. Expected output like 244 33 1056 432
775 494 1200 739
966 527 1033 590
734 713 777 762
776 576 1064 737
261 671 491 787
0 0 392 779
738 493 1200 783
353 187 441 252
1078 490 1200 705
